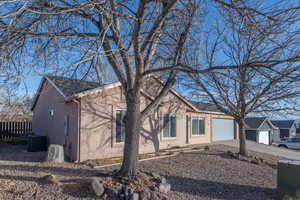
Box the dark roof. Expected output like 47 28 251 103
46 75 102 97
189 101 221 112
271 120 295 129
244 117 267 129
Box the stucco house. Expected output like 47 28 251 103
270 120 297 139
245 117 279 145
31 75 236 162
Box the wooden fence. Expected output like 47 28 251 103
0 121 32 141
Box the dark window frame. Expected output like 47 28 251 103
116 109 126 143
191 116 205 136
163 113 176 138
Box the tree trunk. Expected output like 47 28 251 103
237 119 247 156
117 90 141 177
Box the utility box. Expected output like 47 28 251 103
27 136 48 152
277 159 300 199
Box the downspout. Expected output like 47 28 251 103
73 99 81 163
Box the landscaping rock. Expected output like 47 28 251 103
227 150 235 158
251 158 260 165
91 177 104 197
139 189 151 200
130 193 139 200
40 174 60 185
122 186 134 199
151 172 161 180
160 177 167 184
120 194 125 200
160 195 169 200
158 183 171 193
150 193 162 200
105 187 120 199
0 144 279 200
47 144 64 163
137 171 149 180
150 185 159 191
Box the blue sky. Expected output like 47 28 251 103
8 0 300 120
18 75 41 96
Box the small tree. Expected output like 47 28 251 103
187 0 300 156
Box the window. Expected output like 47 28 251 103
163 114 176 138
116 110 126 143
191 117 205 135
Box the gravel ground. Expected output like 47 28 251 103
0 144 278 200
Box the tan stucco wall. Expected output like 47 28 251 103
79 85 235 161
33 79 235 162
79 86 191 161
186 112 236 145
32 80 79 161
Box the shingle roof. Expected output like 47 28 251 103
189 101 221 113
244 117 267 129
33 75 200 112
271 120 295 129
46 75 102 97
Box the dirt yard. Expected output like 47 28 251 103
0 144 278 200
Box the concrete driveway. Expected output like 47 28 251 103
219 140 300 161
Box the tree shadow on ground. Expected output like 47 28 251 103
0 164 103 177
0 144 46 162
0 172 98 198
0 162 277 199
183 151 278 170
61 180 95 198
166 175 277 200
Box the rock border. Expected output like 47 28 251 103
90 172 171 200
93 146 207 169
93 152 180 169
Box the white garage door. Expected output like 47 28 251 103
212 118 234 141
258 131 269 145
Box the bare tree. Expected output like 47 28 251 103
1 0 299 176
0 0 205 177
187 0 300 156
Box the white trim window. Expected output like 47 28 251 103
191 116 205 135
163 114 176 138
116 110 126 143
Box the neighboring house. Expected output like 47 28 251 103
31 75 236 162
244 117 279 145
270 120 297 139
296 121 300 134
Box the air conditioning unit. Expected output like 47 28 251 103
27 136 48 152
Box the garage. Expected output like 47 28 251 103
212 118 235 141
258 131 270 145
245 117 275 145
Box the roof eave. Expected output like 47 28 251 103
31 78 47 111
65 82 122 101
